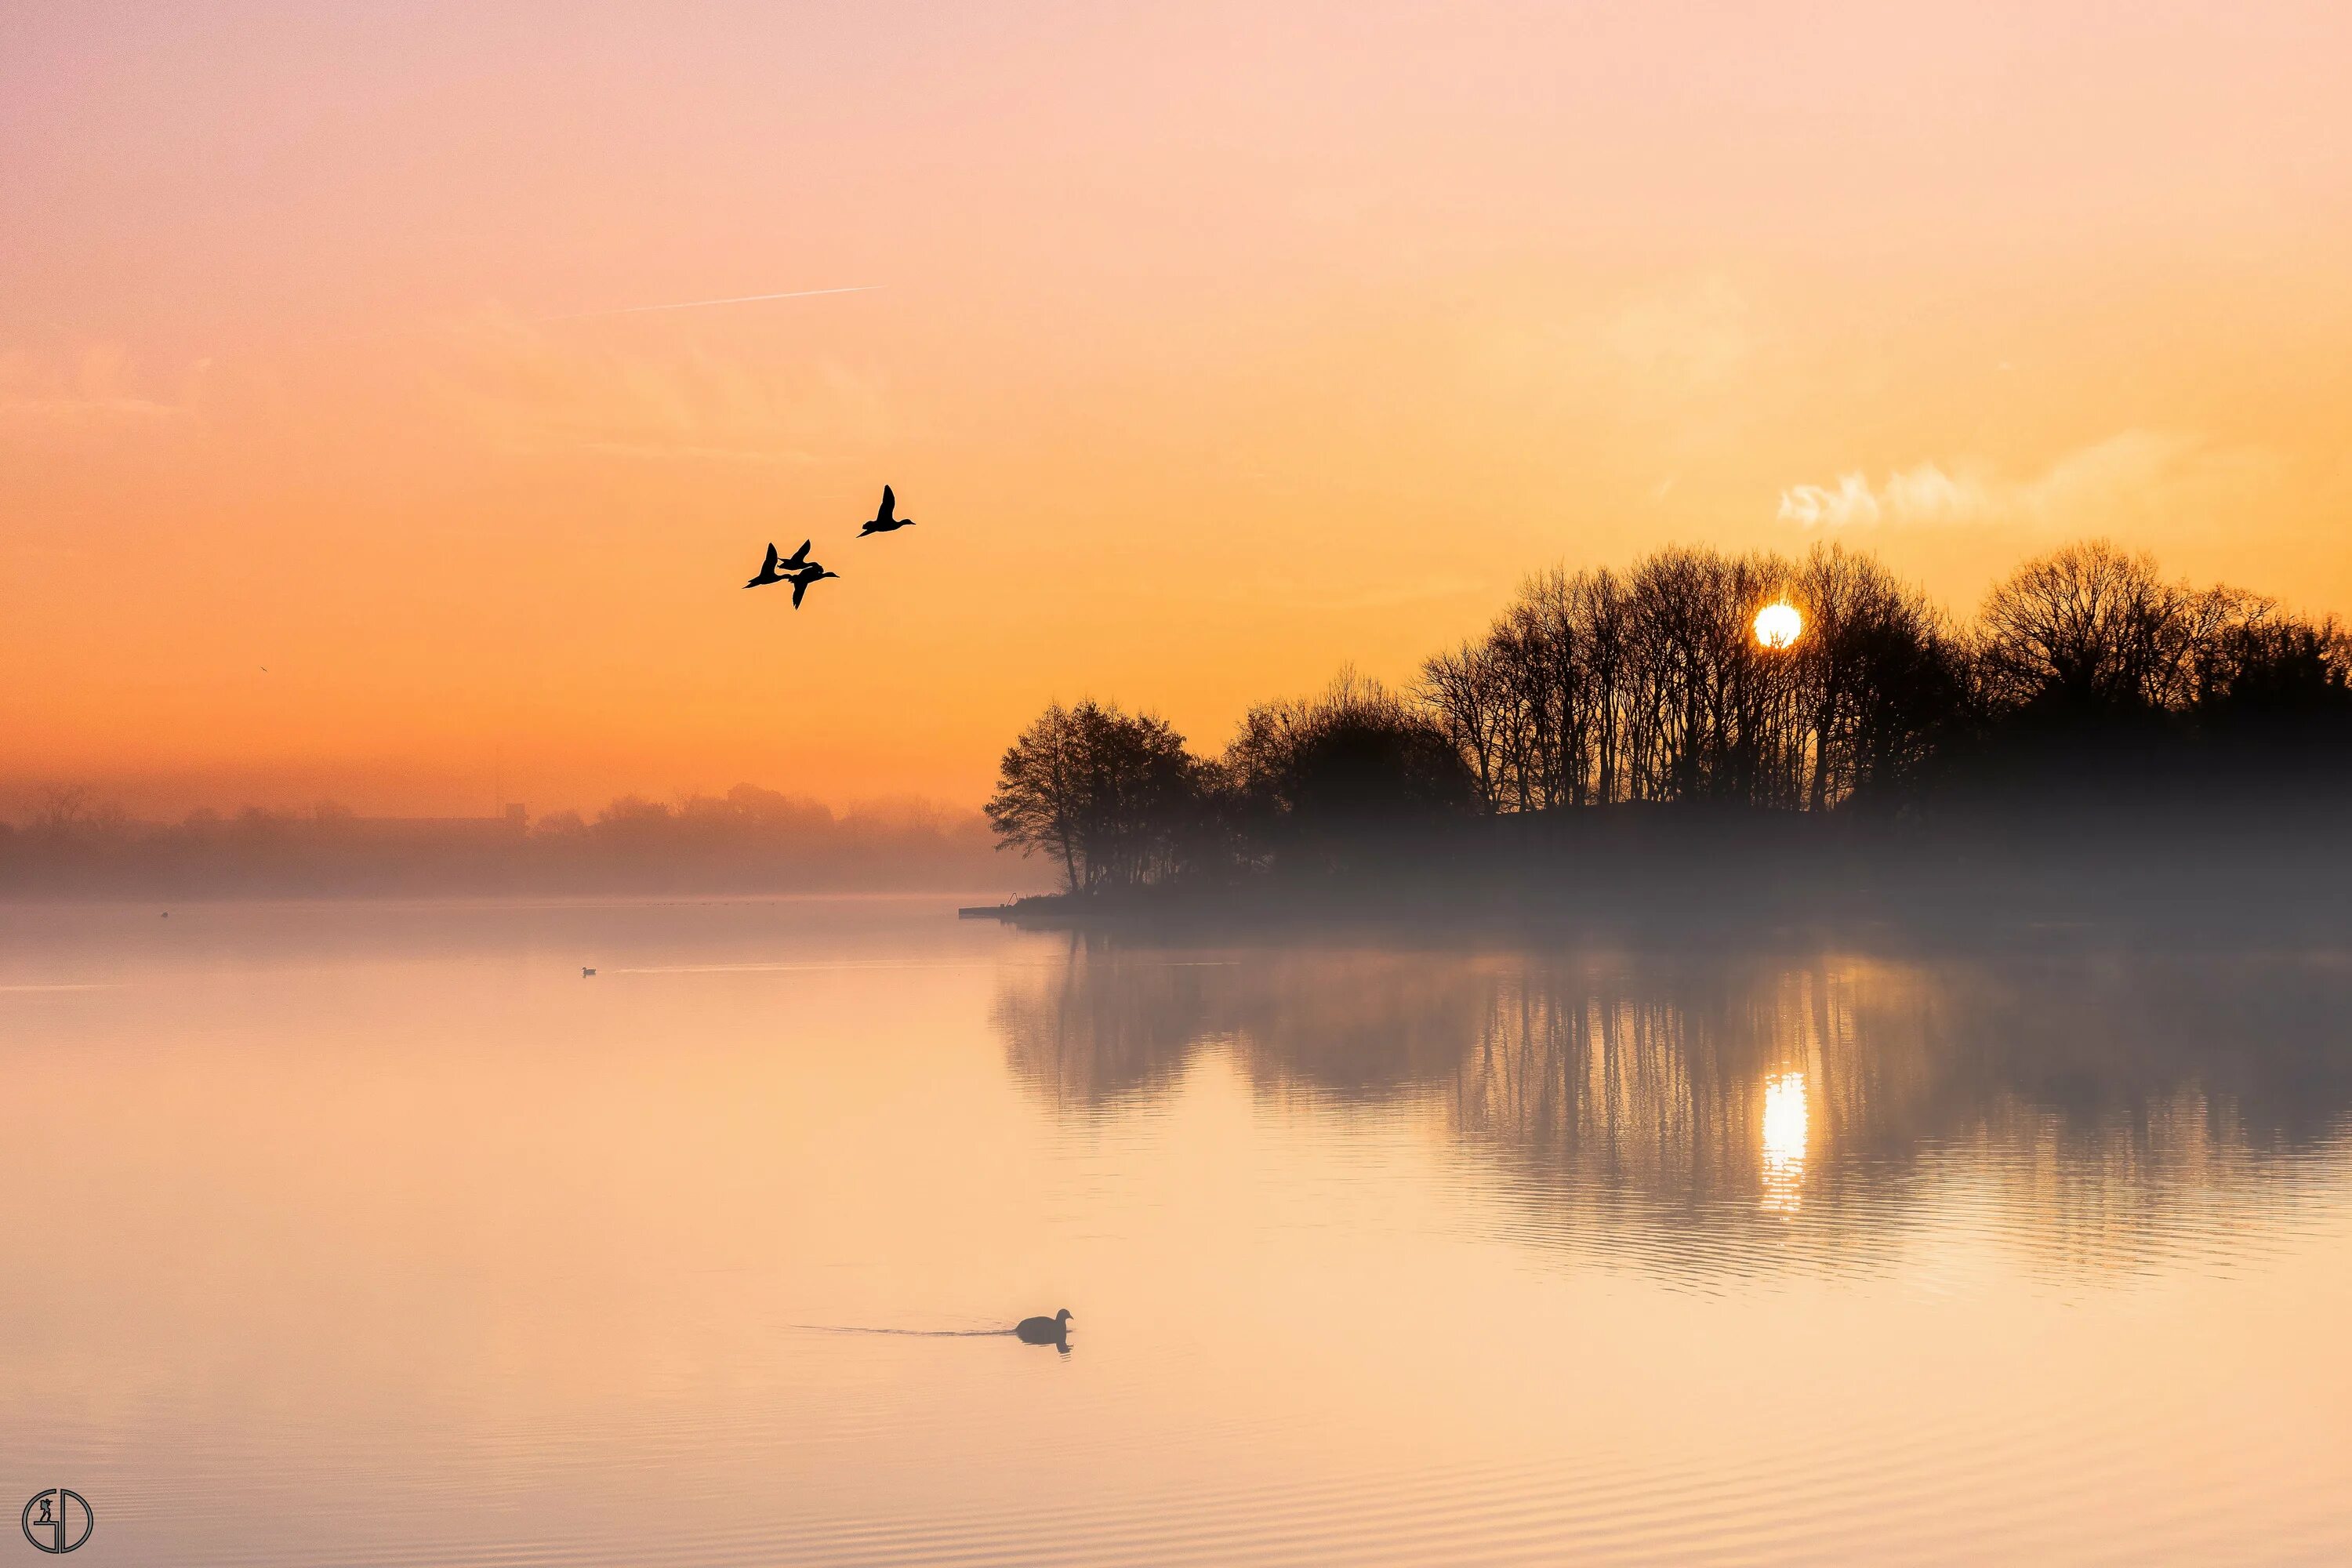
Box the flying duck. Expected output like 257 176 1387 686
744 543 787 588
786 564 839 608
857 485 913 536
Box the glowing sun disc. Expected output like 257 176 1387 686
1754 601 1803 649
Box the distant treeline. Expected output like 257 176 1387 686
986 539 2352 918
0 784 1022 896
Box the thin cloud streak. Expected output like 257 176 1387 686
544 286 883 321
1178 575 1490 613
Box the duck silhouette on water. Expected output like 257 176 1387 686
1015 1308 1073 1350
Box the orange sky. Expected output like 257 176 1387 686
6 1 2350 817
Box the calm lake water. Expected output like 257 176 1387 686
5 897 2350 1565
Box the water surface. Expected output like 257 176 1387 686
4 898 2349 1564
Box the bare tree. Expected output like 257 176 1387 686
1790 544 1955 810
1410 545 1970 814
34 782 96 835
1419 639 1515 812
1975 540 2190 716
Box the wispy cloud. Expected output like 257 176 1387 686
1183 573 1489 613
574 440 822 466
0 344 208 436
543 285 882 322
1776 471 1882 528
426 307 890 463
1777 432 2280 535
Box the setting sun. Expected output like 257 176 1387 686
1754 603 1804 651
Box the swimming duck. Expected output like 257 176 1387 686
1014 1308 1073 1345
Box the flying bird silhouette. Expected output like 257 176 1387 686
746 539 818 589
745 543 787 588
786 564 839 608
858 485 914 536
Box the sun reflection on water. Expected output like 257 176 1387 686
1760 1071 1810 1213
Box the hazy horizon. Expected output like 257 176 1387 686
0 772 996 829
10 529 2346 824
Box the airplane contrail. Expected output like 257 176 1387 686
545 285 881 321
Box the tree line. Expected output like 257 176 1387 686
0 784 1012 895
987 539 2352 896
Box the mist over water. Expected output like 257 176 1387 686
5 898 2349 1564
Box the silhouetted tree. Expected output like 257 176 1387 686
1420 638 1514 811
33 782 98 837
986 699 1202 894
2200 617 2352 723
1789 544 1962 810
1425 546 1950 814
1973 540 2191 718
1225 670 1475 868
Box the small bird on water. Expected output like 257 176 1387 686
1014 1308 1073 1347
857 484 913 536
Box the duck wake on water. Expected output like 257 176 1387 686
792 1308 1074 1348
791 1324 1014 1338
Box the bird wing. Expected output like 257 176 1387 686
791 576 808 608
786 538 811 566
878 485 895 522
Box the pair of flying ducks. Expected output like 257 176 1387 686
743 485 914 608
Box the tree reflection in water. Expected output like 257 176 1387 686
993 935 2352 1279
